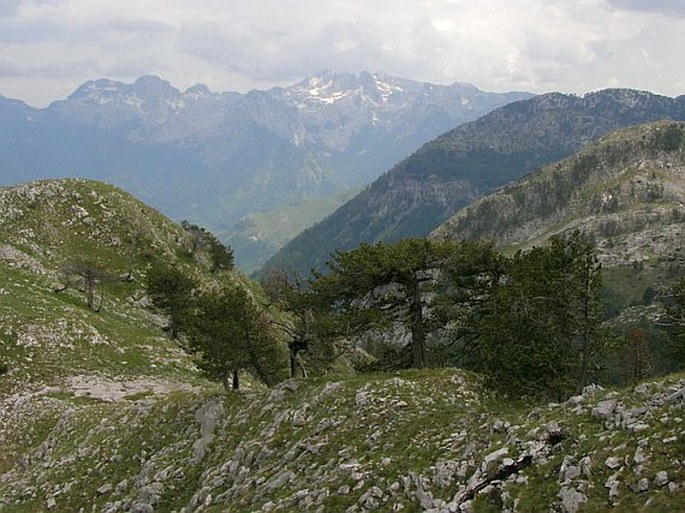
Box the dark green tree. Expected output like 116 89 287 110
181 221 234 272
146 262 197 339
187 285 285 390
565 233 604 389
433 240 504 364
655 122 685 151
664 277 685 365
313 238 456 369
466 233 604 399
261 269 338 378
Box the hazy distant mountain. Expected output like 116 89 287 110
265 89 685 275
0 72 532 269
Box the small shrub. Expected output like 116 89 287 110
656 123 684 151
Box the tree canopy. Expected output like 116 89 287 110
187 285 284 390
147 262 284 390
181 220 234 272
146 261 197 339
463 233 604 399
312 238 459 368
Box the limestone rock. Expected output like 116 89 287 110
654 471 669 487
97 483 113 495
638 478 649 492
605 457 622 470
558 487 587 513
592 399 618 420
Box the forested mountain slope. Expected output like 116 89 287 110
265 89 685 275
433 121 685 266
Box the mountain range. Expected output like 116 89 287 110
0 72 532 270
266 89 685 275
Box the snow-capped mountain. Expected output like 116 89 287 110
0 72 532 269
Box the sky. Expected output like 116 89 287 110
0 0 684 107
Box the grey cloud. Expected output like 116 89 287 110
0 16 68 42
607 0 685 17
0 0 64 16
0 58 96 77
0 0 21 16
176 16 391 83
2 0 685 106
107 18 171 36
0 13 167 45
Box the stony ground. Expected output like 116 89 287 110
1 368 683 512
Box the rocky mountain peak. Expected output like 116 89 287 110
65 75 180 111
67 78 128 103
132 75 180 102
285 70 408 107
183 83 213 98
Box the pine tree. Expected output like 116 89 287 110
313 238 455 368
466 233 604 399
187 285 284 390
146 262 197 339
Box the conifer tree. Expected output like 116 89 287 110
187 285 284 390
262 269 340 378
466 233 603 399
146 261 197 339
313 238 455 368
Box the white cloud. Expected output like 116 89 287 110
0 0 683 107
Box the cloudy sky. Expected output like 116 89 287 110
1 0 684 107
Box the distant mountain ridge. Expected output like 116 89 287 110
0 72 532 270
265 89 685 275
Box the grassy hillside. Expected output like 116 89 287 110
224 188 360 274
1 179 683 512
0 179 210 391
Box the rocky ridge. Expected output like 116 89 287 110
432 121 685 270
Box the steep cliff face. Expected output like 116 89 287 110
432 121 685 269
